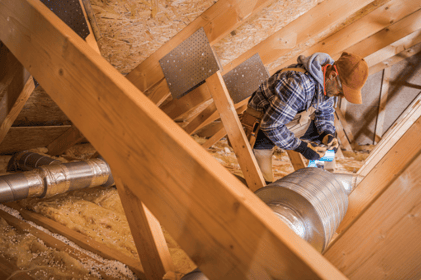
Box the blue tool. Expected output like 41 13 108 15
308 149 335 169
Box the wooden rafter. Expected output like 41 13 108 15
277 0 421 71
324 120 421 278
333 114 421 236
125 0 277 93
47 125 85 156
206 72 265 191
0 1 347 278
0 45 34 145
224 0 373 75
374 67 391 144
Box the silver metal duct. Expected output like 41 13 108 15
7 151 61 171
255 168 362 252
0 152 114 203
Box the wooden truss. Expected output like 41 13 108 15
2 0 421 278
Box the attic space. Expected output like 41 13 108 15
0 0 421 279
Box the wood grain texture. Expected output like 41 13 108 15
286 150 306 170
115 177 175 280
0 126 71 154
125 0 276 92
324 142 421 279
47 125 85 156
334 116 421 235
206 72 265 191
0 1 347 278
277 0 421 72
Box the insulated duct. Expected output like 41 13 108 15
255 167 363 252
0 151 114 203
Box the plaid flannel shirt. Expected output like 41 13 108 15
248 67 335 150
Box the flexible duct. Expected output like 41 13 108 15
0 151 114 203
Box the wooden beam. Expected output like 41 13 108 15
334 113 353 151
161 83 212 120
47 125 85 156
125 0 277 93
277 0 421 72
335 108 355 146
183 102 218 135
0 126 71 154
115 177 175 280
5 202 146 279
369 41 421 75
0 1 347 278
333 115 421 236
374 67 391 144
144 78 172 107
0 45 34 145
206 71 265 192
201 103 248 149
0 208 123 280
357 93 421 177
286 150 306 170
223 0 373 75
324 133 421 279
364 29 421 68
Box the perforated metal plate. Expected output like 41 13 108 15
223 53 269 104
40 0 90 40
159 28 220 99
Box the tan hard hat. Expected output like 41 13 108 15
335 52 369 104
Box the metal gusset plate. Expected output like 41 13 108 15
223 53 269 104
159 28 220 99
40 0 90 40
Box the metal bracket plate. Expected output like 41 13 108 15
159 28 220 99
40 0 90 40
223 53 269 104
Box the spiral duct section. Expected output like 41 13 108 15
0 152 114 203
255 167 358 252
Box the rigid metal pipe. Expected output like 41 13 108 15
0 152 114 203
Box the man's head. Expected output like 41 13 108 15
333 52 369 104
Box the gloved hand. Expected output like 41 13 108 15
294 141 327 160
320 131 339 152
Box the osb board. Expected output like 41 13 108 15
13 87 71 127
0 126 71 154
90 0 217 74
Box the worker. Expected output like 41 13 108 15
241 52 368 183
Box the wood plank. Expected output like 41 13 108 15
224 0 373 75
374 67 391 144
369 41 421 75
0 1 347 278
183 102 218 135
206 72 266 192
333 115 421 236
324 138 421 279
115 177 175 280
144 78 172 107
0 126 71 154
125 0 276 92
5 202 146 279
47 125 85 156
0 209 121 280
334 113 353 151
276 0 421 72
335 108 355 146
0 67 35 144
358 93 421 177
202 126 226 149
286 150 306 170
161 83 212 120
201 103 248 149
364 29 421 68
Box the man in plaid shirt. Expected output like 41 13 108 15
246 52 369 183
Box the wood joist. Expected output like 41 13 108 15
0 0 347 279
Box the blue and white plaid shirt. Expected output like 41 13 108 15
248 67 335 150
